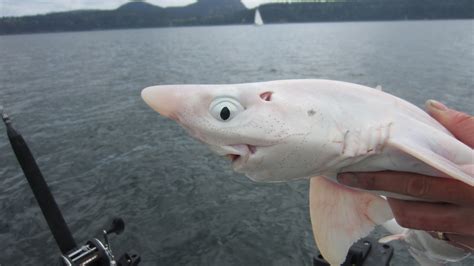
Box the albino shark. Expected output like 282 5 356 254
141 79 473 265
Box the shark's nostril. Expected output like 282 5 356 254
260 91 272 101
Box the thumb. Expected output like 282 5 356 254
425 100 474 148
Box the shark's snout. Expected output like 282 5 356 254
141 85 179 119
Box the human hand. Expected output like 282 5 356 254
337 100 474 251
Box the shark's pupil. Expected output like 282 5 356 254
220 107 230 120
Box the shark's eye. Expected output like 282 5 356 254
220 107 230 120
209 97 244 122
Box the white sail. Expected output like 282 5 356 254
254 8 264 26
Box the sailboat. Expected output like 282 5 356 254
254 8 264 26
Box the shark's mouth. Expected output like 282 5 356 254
225 145 257 163
210 144 257 168
226 154 241 162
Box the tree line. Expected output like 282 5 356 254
0 0 472 35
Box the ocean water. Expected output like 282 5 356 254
0 20 473 265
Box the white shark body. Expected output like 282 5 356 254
141 79 473 265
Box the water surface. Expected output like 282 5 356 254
0 20 473 265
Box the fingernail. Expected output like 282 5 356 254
426 99 447 112
337 173 359 187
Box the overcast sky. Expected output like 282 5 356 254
1 0 276 17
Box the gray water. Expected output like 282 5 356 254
0 20 473 266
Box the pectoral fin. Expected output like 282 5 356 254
389 138 474 186
309 176 393 266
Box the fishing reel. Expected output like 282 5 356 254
313 237 393 266
60 218 140 266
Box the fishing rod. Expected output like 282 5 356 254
1 106 140 266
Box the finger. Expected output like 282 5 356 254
425 100 474 148
387 198 474 235
337 171 474 205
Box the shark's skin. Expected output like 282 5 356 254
141 79 473 265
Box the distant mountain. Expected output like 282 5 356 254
0 0 248 35
0 6 168 35
117 1 163 12
167 0 246 17
0 0 473 35
116 0 246 16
